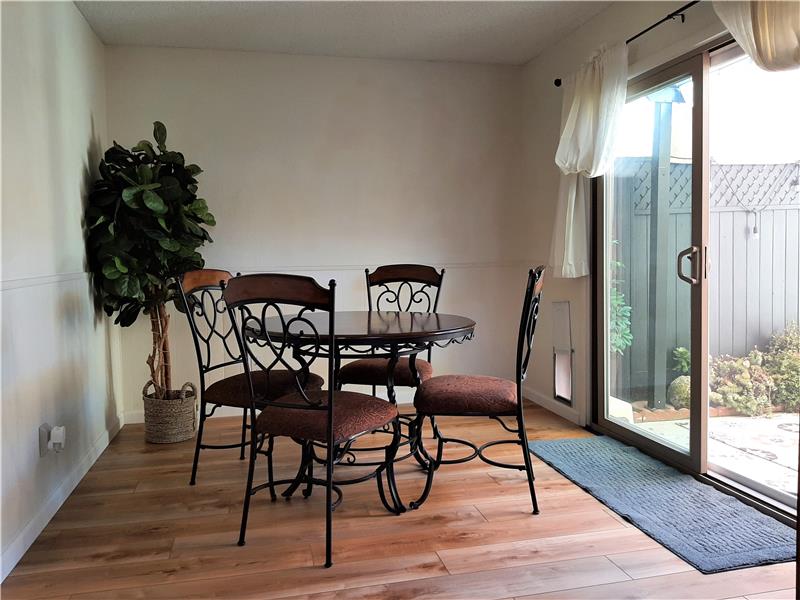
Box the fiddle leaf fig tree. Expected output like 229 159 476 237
85 121 215 399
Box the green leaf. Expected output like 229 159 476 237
181 217 204 237
115 302 142 327
202 212 216 226
121 186 139 203
122 183 161 207
113 275 141 299
142 190 168 214
158 238 181 252
153 121 167 151
177 243 197 257
90 215 107 229
186 164 203 176
102 262 121 280
157 217 170 232
157 176 181 200
142 227 166 240
119 171 138 186
161 151 184 166
112 256 128 274
136 164 153 184
132 140 156 160
189 198 208 213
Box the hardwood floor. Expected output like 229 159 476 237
3 404 795 599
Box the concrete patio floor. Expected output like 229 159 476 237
636 412 799 501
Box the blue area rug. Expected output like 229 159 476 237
529 436 796 573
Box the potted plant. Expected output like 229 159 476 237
85 121 216 443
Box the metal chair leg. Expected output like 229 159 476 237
239 408 248 460
378 419 406 514
238 434 258 546
266 435 277 502
189 406 206 485
303 449 314 498
410 414 430 470
410 416 442 510
517 415 539 515
325 438 334 568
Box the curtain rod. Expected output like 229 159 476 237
553 1 701 87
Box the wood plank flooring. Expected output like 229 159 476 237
2 404 795 599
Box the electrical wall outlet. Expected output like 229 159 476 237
49 426 66 452
39 424 66 455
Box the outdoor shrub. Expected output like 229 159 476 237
763 323 800 412
673 347 691 375
609 249 633 355
609 288 633 354
667 375 691 409
766 322 800 354
709 350 774 417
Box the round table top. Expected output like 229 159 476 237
263 310 475 346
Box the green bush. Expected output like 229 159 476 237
673 347 691 375
763 323 800 412
609 251 633 355
667 375 691 409
709 350 774 416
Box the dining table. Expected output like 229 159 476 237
263 310 475 394
258 309 476 465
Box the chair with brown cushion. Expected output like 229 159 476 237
407 266 545 514
223 273 403 568
178 269 324 485
338 264 445 401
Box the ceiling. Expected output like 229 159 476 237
76 1 611 66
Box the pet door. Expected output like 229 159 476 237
552 301 573 405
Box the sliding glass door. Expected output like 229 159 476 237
596 53 708 474
596 41 798 512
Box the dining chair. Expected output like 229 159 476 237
178 269 324 485
338 264 445 400
407 266 545 513
223 273 402 567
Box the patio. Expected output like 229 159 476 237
638 413 799 500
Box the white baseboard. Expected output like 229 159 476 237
1 417 123 580
523 385 582 425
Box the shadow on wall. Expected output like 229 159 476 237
80 115 104 317
78 115 121 433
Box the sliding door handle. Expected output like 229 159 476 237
677 246 700 285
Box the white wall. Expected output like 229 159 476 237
104 47 534 418
519 1 726 423
0 1 118 578
0 2 732 578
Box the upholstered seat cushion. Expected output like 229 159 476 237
338 357 433 387
414 374 518 416
255 390 398 443
204 371 324 409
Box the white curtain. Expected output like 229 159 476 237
713 1 800 71
550 42 628 278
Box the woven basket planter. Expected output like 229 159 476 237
143 381 198 444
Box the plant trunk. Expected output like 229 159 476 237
146 302 172 399
159 302 172 393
